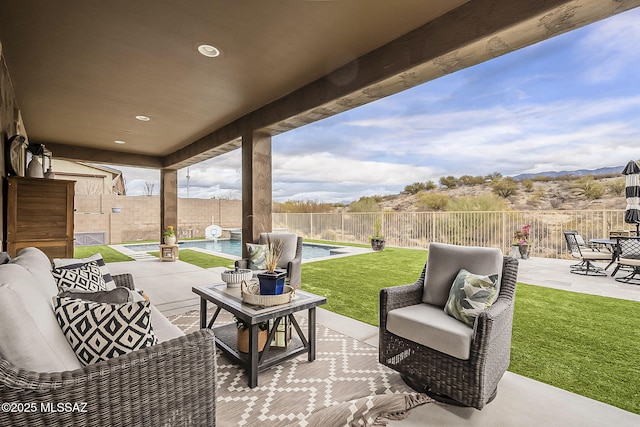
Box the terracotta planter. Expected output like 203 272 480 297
237 327 268 353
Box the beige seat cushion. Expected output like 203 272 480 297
386 303 474 360
0 264 82 372
423 243 503 307
130 290 184 342
580 251 611 261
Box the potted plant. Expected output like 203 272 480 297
235 317 268 353
512 224 531 259
163 225 176 245
370 217 386 251
257 236 286 295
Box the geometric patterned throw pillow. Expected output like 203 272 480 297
52 261 107 292
53 253 116 290
246 243 267 269
444 268 500 328
53 296 158 366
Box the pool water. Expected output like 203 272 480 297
123 240 343 260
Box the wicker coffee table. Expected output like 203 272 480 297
192 283 326 388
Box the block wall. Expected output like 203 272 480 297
74 194 242 243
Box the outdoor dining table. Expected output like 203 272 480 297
588 238 619 271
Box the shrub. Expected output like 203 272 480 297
575 176 605 200
522 179 534 192
492 177 519 198
607 178 626 196
446 194 508 211
417 192 450 211
273 200 333 213
348 196 381 212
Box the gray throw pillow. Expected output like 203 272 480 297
58 287 131 304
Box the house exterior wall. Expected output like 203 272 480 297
51 159 116 195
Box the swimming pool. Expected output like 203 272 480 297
123 239 345 260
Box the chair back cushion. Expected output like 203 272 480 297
423 242 503 307
259 233 298 268
0 264 83 372
9 247 58 302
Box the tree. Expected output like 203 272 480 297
484 172 502 182
439 176 458 189
491 177 518 198
403 181 437 194
143 181 155 196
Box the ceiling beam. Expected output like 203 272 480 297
163 0 640 169
40 141 163 169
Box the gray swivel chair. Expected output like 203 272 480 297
379 242 518 410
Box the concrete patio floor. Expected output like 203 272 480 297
106 255 640 426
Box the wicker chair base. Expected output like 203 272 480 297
400 374 497 407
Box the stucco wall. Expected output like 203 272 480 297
74 195 242 244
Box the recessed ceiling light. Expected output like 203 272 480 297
135 115 151 121
197 44 221 58
114 140 126 144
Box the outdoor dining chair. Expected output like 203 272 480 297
613 236 640 285
563 230 610 276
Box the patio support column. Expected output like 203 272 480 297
242 131 272 258
161 168 178 241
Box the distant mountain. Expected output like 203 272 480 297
513 165 625 180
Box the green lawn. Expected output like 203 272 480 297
76 242 639 414
151 249 236 269
74 245 134 262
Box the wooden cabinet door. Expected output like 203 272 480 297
7 177 75 260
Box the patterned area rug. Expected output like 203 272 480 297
169 310 432 426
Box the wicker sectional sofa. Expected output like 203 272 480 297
0 247 216 426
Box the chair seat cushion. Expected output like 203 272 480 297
130 289 184 342
386 303 473 360
618 257 640 266
580 251 611 261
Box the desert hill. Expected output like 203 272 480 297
376 175 628 212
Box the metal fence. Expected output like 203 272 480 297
273 210 633 259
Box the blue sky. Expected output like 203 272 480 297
122 7 640 202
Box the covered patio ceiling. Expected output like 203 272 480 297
2 0 638 171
